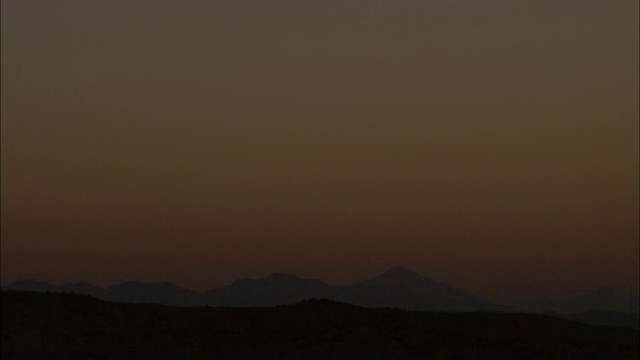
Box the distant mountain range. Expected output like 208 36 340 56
518 286 639 314
4 267 638 316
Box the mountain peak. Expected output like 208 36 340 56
361 266 471 295
376 267 430 283
359 266 434 288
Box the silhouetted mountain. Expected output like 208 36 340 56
335 266 504 312
4 281 105 298
204 273 335 307
4 280 56 293
2 268 633 317
56 283 104 298
518 286 639 314
4 280 201 307
104 281 202 307
556 287 638 314
3 291 638 359
199 267 505 311
516 296 557 314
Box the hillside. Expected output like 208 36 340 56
2 291 638 359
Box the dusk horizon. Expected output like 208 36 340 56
2 0 638 308
3 263 640 304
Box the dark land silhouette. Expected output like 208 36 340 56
3 266 639 358
5 267 638 316
2 290 638 359
3 267 503 310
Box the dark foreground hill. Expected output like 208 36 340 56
2 291 638 359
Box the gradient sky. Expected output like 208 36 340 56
2 0 638 303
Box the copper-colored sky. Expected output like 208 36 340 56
2 0 638 303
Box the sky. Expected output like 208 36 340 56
1 0 638 303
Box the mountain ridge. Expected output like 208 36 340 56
4 267 638 315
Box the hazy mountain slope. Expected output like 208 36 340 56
2 268 632 315
5 267 497 311
203 267 500 311
103 282 203 307
204 273 336 307
4 280 57 293
334 266 502 311
555 287 638 314
4 280 201 307
518 286 639 314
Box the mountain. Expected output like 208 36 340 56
555 287 638 314
1 268 632 316
3 268 499 311
4 280 56 293
204 273 335 307
201 267 503 311
103 282 202 307
55 283 104 298
518 286 639 314
3 280 104 298
3 280 201 307
333 267 504 312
